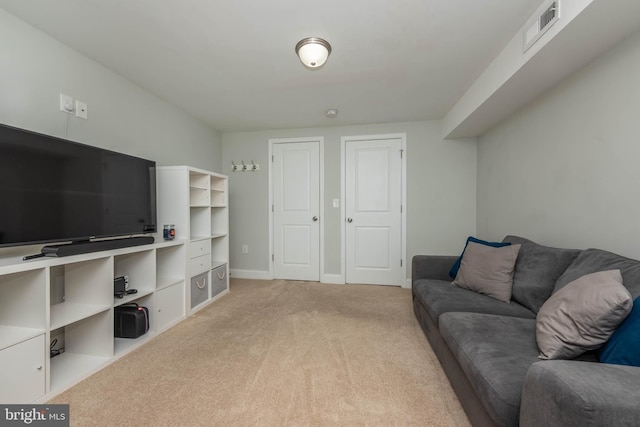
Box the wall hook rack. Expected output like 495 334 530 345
231 160 259 172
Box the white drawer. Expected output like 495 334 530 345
190 240 211 258
190 254 211 275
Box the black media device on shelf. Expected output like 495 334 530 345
114 303 149 338
0 122 157 257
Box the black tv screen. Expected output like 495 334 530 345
0 123 157 247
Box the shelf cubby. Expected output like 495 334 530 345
190 207 211 240
114 293 155 356
49 258 112 330
211 207 229 237
210 189 226 207
113 249 155 303
189 172 210 189
210 175 226 192
0 269 47 350
49 310 113 393
189 172 210 207
211 236 229 269
156 244 186 290
189 188 210 207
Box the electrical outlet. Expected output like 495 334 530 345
332 198 340 208
59 93 74 113
242 245 248 254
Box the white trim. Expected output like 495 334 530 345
229 269 271 280
268 137 325 282
340 139 346 283
340 133 408 286
321 274 344 285
404 278 412 289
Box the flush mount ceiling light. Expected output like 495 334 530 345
295 37 332 70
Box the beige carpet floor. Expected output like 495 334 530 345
49 279 470 426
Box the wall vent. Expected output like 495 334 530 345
524 1 560 52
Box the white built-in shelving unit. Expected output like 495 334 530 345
156 166 229 313
0 240 186 403
0 165 227 403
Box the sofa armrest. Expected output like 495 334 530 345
520 360 640 427
411 255 457 283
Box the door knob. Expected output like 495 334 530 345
312 216 318 221
347 218 353 223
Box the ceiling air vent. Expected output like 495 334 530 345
524 0 560 52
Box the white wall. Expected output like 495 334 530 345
0 8 221 258
477 30 640 258
0 9 221 170
222 121 477 281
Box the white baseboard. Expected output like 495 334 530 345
228 271 407 287
229 269 271 280
321 274 344 284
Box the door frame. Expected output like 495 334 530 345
340 133 407 285
268 137 325 281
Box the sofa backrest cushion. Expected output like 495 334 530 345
502 235 581 313
554 248 640 298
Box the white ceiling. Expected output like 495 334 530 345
0 0 541 132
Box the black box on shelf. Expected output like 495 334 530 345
114 303 149 338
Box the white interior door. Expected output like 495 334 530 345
273 141 320 281
345 137 404 286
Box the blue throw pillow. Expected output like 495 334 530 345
449 236 512 279
598 296 640 366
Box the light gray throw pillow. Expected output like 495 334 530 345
536 269 632 360
452 241 521 302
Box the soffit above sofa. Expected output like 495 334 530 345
443 0 640 139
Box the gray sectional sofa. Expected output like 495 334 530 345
412 235 640 427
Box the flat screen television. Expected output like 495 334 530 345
0 123 157 253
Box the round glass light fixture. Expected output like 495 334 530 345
295 37 332 70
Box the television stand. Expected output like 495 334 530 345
40 236 155 257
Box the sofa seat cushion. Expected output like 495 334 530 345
413 279 535 327
438 313 542 427
502 235 581 313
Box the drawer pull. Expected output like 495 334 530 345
216 270 226 280
195 278 207 290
